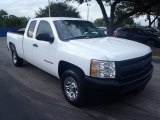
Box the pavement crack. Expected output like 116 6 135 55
122 101 152 114
81 109 101 120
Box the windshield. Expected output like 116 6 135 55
54 20 106 41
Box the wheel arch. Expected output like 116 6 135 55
9 42 16 51
58 61 85 79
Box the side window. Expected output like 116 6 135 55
120 28 128 33
36 21 54 42
128 28 138 34
27 21 37 38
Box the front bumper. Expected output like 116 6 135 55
85 65 153 93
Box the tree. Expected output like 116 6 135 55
5 15 29 28
67 0 160 36
0 9 28 28
94 18 105 26
0 9 8 27
0 9 8 17
144 5 160 27
35 2 80 18
94 17 135 27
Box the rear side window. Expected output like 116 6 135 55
117 28 128 32
118 28 138 34
128 28 138 33
123 28 129 32
27 21 37 38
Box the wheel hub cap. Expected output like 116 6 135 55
64 77 79 101
12 52 17 63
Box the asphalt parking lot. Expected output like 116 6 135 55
0 37 160 120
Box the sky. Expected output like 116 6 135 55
1 0 157 26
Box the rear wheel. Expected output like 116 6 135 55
61 69 86 107
11 50 23 67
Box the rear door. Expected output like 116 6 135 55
126 28 137 40
23 20 37 63
124 28 142 42
130 28 147 43
116 28 129 39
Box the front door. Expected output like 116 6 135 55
32 20 56 75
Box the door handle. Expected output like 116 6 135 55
33 43 38 47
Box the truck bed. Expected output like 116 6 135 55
7 32 24 59
8 31 25 35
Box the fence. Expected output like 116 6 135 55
0 28 19 37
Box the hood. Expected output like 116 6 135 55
68 37 151 61
145 31 159 37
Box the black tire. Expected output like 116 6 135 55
146 40 155 47
11 50 23 67
61 69 86 107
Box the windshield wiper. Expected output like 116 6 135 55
65 35 89 41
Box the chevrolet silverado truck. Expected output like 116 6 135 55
7 17 153 106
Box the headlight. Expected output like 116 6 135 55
90 60 116 78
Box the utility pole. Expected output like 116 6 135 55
87 3 90 20
48 0 51 17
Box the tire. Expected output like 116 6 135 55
146 40 155 47
11 50 23 67
61 69 86 107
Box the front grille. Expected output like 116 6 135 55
116 53 152 84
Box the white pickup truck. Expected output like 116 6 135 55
7 17 153 106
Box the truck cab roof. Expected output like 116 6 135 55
30 17 86 21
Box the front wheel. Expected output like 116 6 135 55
61 69 86 107
11 50 23 67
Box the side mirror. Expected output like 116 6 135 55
36 33 54 43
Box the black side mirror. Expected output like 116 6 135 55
36 33 54 43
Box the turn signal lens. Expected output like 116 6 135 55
90 60 97 77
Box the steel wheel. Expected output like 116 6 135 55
61 69 86 106
12 51 17 64
11 50 23 67
64 77 79 101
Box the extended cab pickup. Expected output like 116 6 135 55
7 17 153 106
